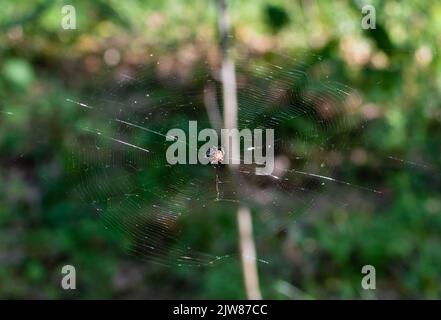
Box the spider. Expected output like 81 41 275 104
207 145 225 165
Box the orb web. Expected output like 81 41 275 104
66 52 381 267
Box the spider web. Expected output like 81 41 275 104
66 52 381 267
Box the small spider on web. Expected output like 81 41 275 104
207 145 225 165
206 145 225 201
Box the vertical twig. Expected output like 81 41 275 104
215 0 262 300
203 83 223 133
236 205 261 300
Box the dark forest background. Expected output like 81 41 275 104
1 0 441 299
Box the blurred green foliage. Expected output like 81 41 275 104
0 0 441 299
